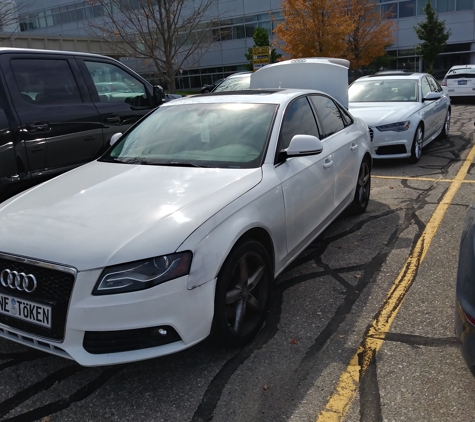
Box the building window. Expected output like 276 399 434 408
456 0 474 10
399 0 416 17
381 2 397 18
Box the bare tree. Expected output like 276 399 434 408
88 0 219 93
0 0 22 35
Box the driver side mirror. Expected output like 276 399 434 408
423 92 442 102
153 85 165 106
285 134 324 158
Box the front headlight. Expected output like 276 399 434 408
93 251 192 295
376 121 410 132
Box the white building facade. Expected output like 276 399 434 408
9 0 475 88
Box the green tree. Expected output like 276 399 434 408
414 0 451 75
244 27 282 71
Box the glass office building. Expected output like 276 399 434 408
11 0 475 88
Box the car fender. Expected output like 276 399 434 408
177 164 286 290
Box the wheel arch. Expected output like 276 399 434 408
233 227 276 274
363 151 372 170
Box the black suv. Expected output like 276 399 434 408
0 48 165 202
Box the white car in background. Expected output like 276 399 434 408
442 65 475 99
349 72 451 162
0 60 372 366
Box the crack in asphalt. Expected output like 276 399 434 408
1 366 124 422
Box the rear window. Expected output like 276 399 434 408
447 68 475 79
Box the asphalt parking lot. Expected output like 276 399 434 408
1 101 475 422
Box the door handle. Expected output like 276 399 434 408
323 159 333 169
84 136 96 141
351 143 358 151
105 116 121 124
26 122 50 132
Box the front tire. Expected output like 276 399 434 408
441 109 450 138
212 240 273 347
409 124 424 163
347 157 371 215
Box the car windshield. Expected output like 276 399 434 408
100 103 277 168
349 79 418 102
213 75 251 92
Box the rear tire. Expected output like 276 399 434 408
347 157 371 215
212 240 273 347
409 124 424 163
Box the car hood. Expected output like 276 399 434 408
349 103 420 126
0 162 262 271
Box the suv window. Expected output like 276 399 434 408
309 95 345 137
11 59 82 105
84 61 150 106
277 97 319 154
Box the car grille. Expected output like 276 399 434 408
0 256 76 341
368 127 374 142
376 145 407 155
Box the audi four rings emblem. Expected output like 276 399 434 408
0 269 37 293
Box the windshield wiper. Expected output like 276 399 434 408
163 162 210 168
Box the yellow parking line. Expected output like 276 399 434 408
317 143 475 422
372 175 475 183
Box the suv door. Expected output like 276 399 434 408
2 54 104 176
78 59 157 144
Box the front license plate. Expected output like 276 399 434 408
458 80 467 85
0 293 52 328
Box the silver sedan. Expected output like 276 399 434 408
349 72 451 163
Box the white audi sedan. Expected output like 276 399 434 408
349 72 451 162
0 89 371 366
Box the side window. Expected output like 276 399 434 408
309 95 345 138
421 77 432 98
10 59 82 105
428 76 442 92
339 105 353 126
277 97 319 152
84 61 150 106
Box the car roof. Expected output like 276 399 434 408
165 88 334 106
449 65 475 70
356 73 428 81
0 47 113 60
225 72 252 79
371 70 413 76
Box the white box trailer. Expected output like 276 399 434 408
250 58 350 108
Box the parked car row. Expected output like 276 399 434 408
0 50 468 368
0 57 373 366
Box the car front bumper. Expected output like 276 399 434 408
370 128 412 159
0 269 216 366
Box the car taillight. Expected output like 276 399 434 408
441 78 447 86
464 310 475 326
